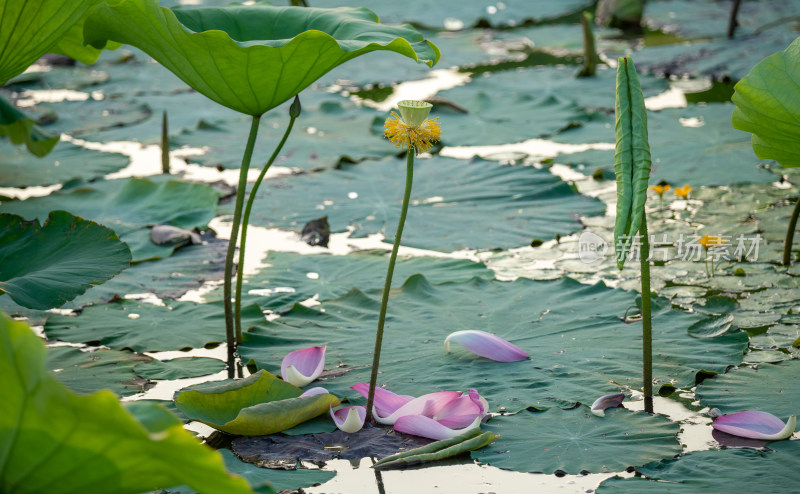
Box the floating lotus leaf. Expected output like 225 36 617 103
0 313 253 494
596 440 800 493
84 1 440 116
0 211 131 310
0 177 219 262
233 156 604 251
134 357 226 380
696 360 800 422
317 0 593 28
226 251 492 313
68 235 226 308
45 299 265 352
174 370 340 435
240 275 747 411
732 35 800 168
472 406 680 474
46 345 152 397
0 138 128 188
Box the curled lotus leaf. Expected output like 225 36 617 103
84 1 440 115
174 370 340 436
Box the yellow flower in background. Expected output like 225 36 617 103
384 100 441 154
698 234 728 249
649 183 671 195
674 184 692 199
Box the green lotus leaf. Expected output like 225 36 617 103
0 177 220 262
134 357 226 380
0 211 131 310
732 35 800 167
0 0 105 85
0 137 128 188
46 345 152 397
175 370 340 435
0 93 58 157
84 1 440 116
0 312 254 494
472 406 680 474
45 299 265 353
597 440 800 493
240 275 747 412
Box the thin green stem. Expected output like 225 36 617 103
161 111 170 174
235 114 298 344
782 197 800 266
224 114 262 378
639 216 653 414
365 149 415 423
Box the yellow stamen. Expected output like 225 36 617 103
384 111 441 154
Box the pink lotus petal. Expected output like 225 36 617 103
281 346 326 387
434 389 486 421
330 405 366 433
444 330 529 362
394 415 482 440
350 383 415 418
712 411 796 440
377 391 462 425
590 393 626 416
300 387 329 397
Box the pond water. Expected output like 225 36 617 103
3 0 800 493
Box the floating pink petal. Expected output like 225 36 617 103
280 345 326 387
712 411 796 440
590 393 626 416
350 383 414 418
330 405 366 433
444 330 529 362
394 415 482 440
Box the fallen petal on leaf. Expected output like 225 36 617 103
444 330 529 362
394 415 483 440
590 393 626 416
712 411 796 440
330 405 366 433
281 345 326 387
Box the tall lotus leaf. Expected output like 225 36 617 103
0 0 105 85
84 1 440 116
613 56 652 268
732 36 800 167
0 211 131 310
175 370 340 435
0 313 254 494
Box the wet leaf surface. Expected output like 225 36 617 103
233 424 432 463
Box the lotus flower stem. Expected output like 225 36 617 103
782 197 800 266
224 114 262 378
235 97 301 346
366 148 415 423
639 216 653 413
